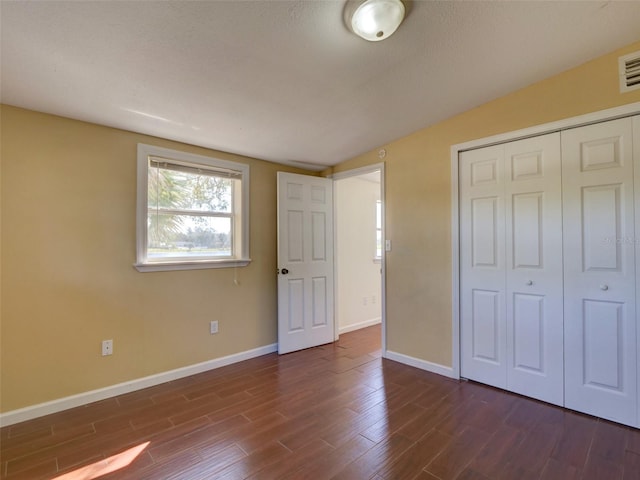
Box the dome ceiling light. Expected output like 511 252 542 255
346 0 406 42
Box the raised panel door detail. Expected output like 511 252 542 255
580 136 622 171
471 159 498 186
581 184 621 272
312 277 327 327
472 289 500 363
311 186 326 204
311 212 326 261
583 300 624 391
511 151 543 180
287 279 304 333
512 192 543 269
513 293 544 373
287 182 303 201
287 210 304 262
471 197 498 268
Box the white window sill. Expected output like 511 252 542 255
134 258 251 273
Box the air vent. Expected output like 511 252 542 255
619 50 640 93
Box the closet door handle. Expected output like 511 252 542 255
600 284 609 291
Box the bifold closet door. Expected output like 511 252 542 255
504 134 564 406
460 145 507 389
460 133 563 404
562 117 637 426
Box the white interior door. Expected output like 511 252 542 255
562 117 637 426
277 172 334 354
504 133 564 406
460 145 507 389
461 134 564 404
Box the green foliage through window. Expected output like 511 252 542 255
147 158 239 259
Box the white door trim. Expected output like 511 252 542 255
451 101 640 380
330 163 387 356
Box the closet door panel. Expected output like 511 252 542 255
471 197 499 267
563 117 637 426
512 293 545 371
511 192 543 268
460 145 507 388
582 300 625 390
471 289 501 363
505 133 564 406
582 184 622 270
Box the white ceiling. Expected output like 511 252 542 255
2 1 640 170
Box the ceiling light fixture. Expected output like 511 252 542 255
346 0 406 42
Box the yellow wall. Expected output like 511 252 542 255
0 106 311 412
332 40 640 367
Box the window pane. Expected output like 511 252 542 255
376 230 382 258
149 164 233 213
147 214 232 259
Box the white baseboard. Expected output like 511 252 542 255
0 343 278 428
384 350 457 379
339 317 382 335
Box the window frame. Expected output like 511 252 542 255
135 143 250 272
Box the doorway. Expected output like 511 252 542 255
333 164 386 352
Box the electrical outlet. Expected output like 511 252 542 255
102 339 113 356
210 321 219 334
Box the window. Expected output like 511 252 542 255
135 144 250 272
375 200 382 261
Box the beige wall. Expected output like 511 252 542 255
335 175 381 332
0 106 311 412
331 40 640 367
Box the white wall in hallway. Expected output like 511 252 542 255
336 174 382 334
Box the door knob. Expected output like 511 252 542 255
281 268 289 275
600 284 609 291
526 280 533 286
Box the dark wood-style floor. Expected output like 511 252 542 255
2 325 640 480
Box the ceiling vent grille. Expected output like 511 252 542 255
619 50 640 93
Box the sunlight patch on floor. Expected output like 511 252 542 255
51 441 150 480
